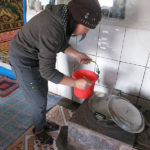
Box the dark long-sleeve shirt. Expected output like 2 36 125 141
10 4 73 83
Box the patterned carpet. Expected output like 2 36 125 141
23 105 75 150
0 0 23 33
0 88 62 149
0 76 19 97
4 99 80 150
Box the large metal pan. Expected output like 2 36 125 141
88 92 145 133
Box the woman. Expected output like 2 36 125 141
9 0 101 144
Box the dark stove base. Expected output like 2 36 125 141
69 99 136 146
56 123 136 150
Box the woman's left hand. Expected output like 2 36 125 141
64 46 92 64
76 52 92 64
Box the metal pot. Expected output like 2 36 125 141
88 92 145 133
88 92 115 125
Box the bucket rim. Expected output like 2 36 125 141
73 69 97 75
72 69 98 82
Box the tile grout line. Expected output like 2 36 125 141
96 84 150 102
137 53 150 103
114 27 127 89
96 55 148 68
71 23 150 102
95 23 101 66
101 20 150 32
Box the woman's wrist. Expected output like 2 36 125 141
64 46 80 59
59 75 76 87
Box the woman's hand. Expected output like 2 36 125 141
75 52 91 64
74 78 92 89
64 46 92 64
59 76 92 90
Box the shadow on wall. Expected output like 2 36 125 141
107 67 140 97
102 68 117 89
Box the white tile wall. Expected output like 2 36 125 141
115 62 145 96
48 82 58 94
121 28 149 66
97 25 125 61
57 84 73 99
76 24 100 55
56 52 74 99
140 68 150 100
135 29 150 52
147 56 150 68
96 57 119 88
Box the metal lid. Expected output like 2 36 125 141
108 95 145 133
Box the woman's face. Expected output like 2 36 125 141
73 24 90 35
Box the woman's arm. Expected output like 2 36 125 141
62 46 92 89
59 75 92 89
64 46 92 64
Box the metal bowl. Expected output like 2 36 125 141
88 92 115 125
88 92 145 133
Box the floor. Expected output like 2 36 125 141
0 85 62 149
5 99 80 150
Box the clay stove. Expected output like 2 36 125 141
57 99 137 150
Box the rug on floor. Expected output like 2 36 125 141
6 102 77 150
0 0 23 33
0 76 19 97
23 131 61 150
0 88 62 149
23 104 75 150
23 105 74 150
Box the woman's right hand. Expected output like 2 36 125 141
74 78 92 89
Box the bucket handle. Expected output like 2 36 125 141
90 60 100 81
73 60 100 83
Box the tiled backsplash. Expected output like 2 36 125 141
121 28 149 66
76 24 100 56
56 22 150 106
97 25 125 61
147 56 150 68
115 62 145 96
140 68 150 100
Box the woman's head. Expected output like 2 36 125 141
73 24 90 35
68 0 101 34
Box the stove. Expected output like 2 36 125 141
67 99 137 150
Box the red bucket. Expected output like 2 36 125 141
72 70 98 99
